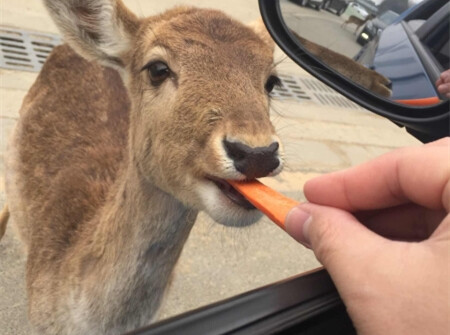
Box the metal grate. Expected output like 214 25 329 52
272 74 365 110
0 26 61 72
0 26 363 111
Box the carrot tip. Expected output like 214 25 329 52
228 179 299 230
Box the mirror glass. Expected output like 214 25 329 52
279 0 449 106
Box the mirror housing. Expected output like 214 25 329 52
259 0 449 143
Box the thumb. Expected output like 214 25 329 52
285 203 387 275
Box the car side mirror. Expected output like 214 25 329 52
259 0 449 143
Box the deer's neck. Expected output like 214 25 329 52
72 163 197 331
100 165 196 256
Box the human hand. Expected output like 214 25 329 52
436 69 450 98
285 138 450 335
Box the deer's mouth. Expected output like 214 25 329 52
206 177 256 210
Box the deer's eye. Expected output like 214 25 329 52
265 75 281 94
146 61 171 86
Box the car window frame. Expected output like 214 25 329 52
415 2 450 72
124 269 355 335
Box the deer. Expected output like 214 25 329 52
290 31 392 97
341 13 375 34
0 0 284 334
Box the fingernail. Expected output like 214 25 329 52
285 207 312 248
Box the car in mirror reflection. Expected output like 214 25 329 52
343 2 370 20
322 0 350 16
354 1 449 104
288 0 324 10
356 9 399 45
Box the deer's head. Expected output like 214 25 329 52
44 0 284 227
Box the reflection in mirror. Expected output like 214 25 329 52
279 0 449 106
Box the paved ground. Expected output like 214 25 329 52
0 1 420 334
280 0 362 58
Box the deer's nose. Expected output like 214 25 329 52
385 79 392 89
223 139 280 179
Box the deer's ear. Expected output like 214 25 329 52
248 18 275 52
44 0 140 70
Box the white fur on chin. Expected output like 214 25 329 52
196 181 263 227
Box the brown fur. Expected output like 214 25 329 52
4 2 282 334
292 32 392 97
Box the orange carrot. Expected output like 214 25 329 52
228 179 299 230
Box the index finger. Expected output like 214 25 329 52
304 138 450 212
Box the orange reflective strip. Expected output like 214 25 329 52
395 97 441 106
